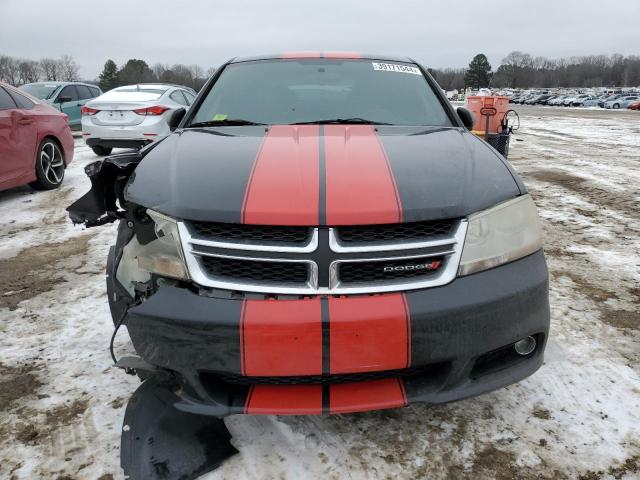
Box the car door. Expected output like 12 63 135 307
76 84 94 110
55 85 82 128
0 86 38 187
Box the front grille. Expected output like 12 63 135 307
337 219 454 244
339 257 443 283
199 256 308 283
201 363 449 386
179 219 466 295
191 221 311 244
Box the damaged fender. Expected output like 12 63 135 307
66 147 153 227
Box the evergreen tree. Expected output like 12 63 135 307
98 59 119 91
117 59 156 86
464 54 493 89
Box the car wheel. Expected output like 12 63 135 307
29 139 65 190
612 103 620 109
92 145 113 156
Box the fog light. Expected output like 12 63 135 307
514 336 537 356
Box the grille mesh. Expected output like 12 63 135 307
337 220 454 243
339 257 443 283
199 256 308 283
191 221 311 243
202 363 448 386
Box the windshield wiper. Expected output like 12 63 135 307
290 117 393 125
187 119 265 127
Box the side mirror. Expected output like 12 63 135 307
168 108 186 131
57 95 72 104
456 107 475 130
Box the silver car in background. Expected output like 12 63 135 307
81 84 196 155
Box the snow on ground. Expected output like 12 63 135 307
0 107 639 480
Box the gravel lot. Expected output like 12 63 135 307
0 106 638 480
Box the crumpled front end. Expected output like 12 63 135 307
107 214 549 417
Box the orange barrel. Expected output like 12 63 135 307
466 96 509 134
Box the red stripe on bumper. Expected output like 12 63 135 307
324 125 402 225
242 125 320 225
329 294 410 374
329 378 407 414
244 385 322 414
241 298 322 376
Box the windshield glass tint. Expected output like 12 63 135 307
191 59 451 126
20 84 59 100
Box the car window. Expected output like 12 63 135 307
20 83 59 100
58 85 80 102
7 89 35 109
76 85 93 100
89 86 101 97
170 90 188 106
191 59 451 126
0 87 17 110
184 91 196 105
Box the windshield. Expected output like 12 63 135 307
189 59 452 126
19 83 59 100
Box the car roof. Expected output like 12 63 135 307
21 81 99 88
1 82 41 103
229 52 415 64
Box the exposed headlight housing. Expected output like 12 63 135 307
458 194 543 276
116 210 188 296
139 210 189 280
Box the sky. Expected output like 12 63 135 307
1 0 639 80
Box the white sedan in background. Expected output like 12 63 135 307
81 84 196 156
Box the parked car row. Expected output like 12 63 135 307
509 90 640 109
0 77 199 193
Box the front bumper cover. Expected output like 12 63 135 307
112 246 550 417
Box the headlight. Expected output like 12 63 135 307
137 210 189 280
458 194 543 276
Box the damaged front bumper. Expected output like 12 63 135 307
107 217 549 416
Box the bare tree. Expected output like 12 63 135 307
0 55 20 85
59 55 79 81
18 59 40 84
152 63 169 80
206 66 217 78
189 64 204 85
40 57 62 81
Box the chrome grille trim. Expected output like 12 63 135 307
329 227 456 253
183 222 319 253
178 220 468 295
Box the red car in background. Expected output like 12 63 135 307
629 100 640 111
0 82 74 192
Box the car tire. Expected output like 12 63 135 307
612 103 620 109
92 146 113 156
29 139 65 191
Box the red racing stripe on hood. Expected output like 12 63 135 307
281 51 322 59
242 125 320 225
328 293 410 374
323 51 363 59
240 298 323 376
324 125 403 225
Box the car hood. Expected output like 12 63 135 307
125 125 523 225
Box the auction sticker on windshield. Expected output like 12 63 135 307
372 62 421 75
